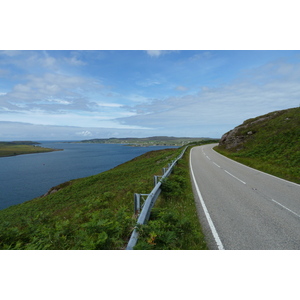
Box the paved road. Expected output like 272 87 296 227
190 144 300 250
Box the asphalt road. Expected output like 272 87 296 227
190 144 300 250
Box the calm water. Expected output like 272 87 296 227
0 142 177 210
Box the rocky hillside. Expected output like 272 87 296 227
217 107 300 183
219 107 299 151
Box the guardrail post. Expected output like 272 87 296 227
154 175 163 186
127 146 188 250
134 193 141 215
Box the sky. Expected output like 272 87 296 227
0 50 299 140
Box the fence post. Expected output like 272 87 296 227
134 193 140 215
154 175 163 186
126 146 188 250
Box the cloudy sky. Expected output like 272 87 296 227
0 50 299 140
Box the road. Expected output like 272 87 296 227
190 144 300 250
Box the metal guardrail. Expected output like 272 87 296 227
126 146 188 250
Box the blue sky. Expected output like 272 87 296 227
0 50 299 140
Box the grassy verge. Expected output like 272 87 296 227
214 147 300 184
215 107 300 184
0 147 182 250
0 143 60 157
134 146 208 250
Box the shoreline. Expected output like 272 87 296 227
0 145 63 158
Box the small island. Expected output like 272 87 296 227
0 141 62 157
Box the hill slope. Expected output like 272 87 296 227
216 107 300 183
0 146 207 250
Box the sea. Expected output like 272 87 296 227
0 141 178 210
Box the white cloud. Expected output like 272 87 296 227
76 130 93 137
116 60 300 137
136 78 161 87
1 73 93 111
94 102 123 108
146 50 164 57
46 98 73 105
175 85 188 91
41 51 57 68
0 50 22 57
146 50 177 58
0 121 155 141
64 54 86 66
125 94 149 103
0 69 10 77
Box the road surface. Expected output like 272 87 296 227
190 144 300 250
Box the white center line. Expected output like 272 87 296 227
213 162 220 168
206 156 211 160
224 170 246 185
271 199 300 218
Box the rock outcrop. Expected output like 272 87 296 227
41 181 73 198
219 112 277 150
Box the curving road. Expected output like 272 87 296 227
190 144 300 250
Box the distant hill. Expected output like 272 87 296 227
78 136 212 146
216 107 300 183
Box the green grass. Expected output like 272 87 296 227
0 147 185 250
134 146 208 250
216 107 300 184
0 143 59 157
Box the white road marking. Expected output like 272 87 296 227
224 170 246 185
271 199 300 218
212 147 300 188
213 162 220 168
206 156 211 160
190 148 225 250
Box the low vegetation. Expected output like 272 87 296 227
134 146 208 250
0 147 193 250
216 107 300 184
0 141 60 157
0 139 214 250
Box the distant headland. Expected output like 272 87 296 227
0 141 62 157
70 136 217 147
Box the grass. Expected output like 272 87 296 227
134 145 209 250
0 142 59 157
216 107 300 184
0 147 185 249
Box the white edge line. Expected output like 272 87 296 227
271 199 300 218
190 147 225 250
211 146 300 188
224 170 246 185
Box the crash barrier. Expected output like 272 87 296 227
126 146 187 250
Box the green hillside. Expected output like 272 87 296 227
216 107 300 184
0 145 207 250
